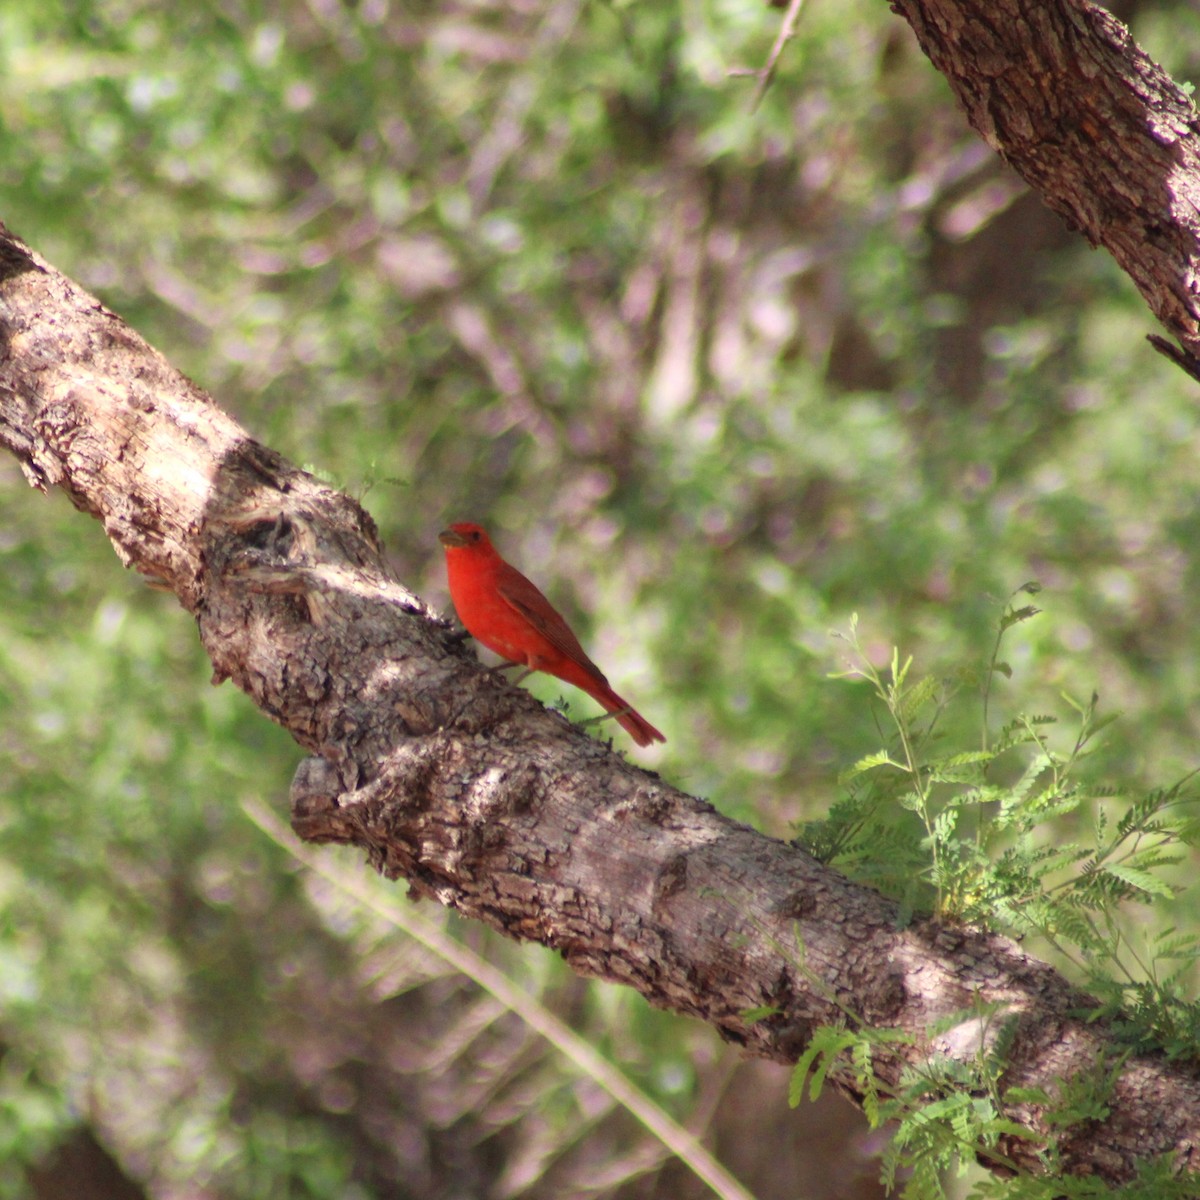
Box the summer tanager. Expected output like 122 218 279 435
439 522 666 747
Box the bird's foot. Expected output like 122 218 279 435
578 706 632 729
489 663 534 686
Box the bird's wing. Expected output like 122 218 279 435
497 571 609 683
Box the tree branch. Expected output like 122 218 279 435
3 222 1200 1184
888 0 1200 366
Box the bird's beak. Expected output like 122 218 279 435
439 528 468 548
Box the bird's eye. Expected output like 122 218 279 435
469 531 480 541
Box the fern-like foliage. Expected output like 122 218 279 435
789 588 1200 1198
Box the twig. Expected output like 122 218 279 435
243 800 760 1200
1147 334 1200 385
738 0 808 113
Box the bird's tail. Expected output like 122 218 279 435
595 685 666 747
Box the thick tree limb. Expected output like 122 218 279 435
3 226 1200 1185
888 0 1200 364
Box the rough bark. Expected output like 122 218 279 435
3 223 1200 1186
889 0 1200 362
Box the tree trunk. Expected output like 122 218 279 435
4 218 1200 1185
889 0 1200 362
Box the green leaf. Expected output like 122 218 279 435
1103 864 1175 899
741 1004 779 1023
840 749 904 781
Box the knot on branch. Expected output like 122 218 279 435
289 742 445 845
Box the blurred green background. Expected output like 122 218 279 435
2 0 1199 1196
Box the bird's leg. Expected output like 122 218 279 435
490 662 534 686
578 706 633 729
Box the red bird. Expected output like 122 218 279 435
439 522 665 747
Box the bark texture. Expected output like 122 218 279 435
889 0 1200 359
3 224 1200 1186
